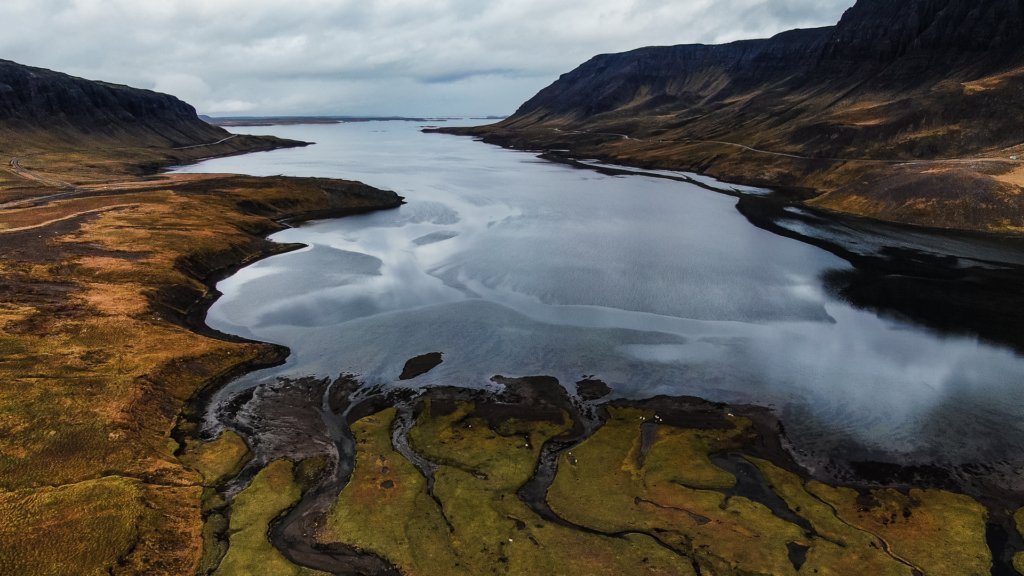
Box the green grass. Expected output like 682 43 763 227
806 483 991 576
0 476 145 576
315 402 1000 576
322 405 692 575
751 457 913 575
1013 507 1024 575
548 407 803 574
199 511 229 576
322 408 455 573
181 430 251 486
214 460 327 576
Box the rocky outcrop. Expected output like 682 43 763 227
825 0 1024 58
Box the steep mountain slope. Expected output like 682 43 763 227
0 59 229 145
0 59 306 206
0 59 302 184
451 0 1024 233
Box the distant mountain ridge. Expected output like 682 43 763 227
450 0 1024 233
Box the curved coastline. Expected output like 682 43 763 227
171 200 407 575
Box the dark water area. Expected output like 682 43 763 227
173 120 1024 489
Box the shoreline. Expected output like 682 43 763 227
532 149 1024 243
428 128 1024 355
171 194 410 460
426 125 1024 236
0 132 405 575
209 364 1024 574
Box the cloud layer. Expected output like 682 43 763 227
2 0 854 116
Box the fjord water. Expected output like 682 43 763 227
175 121 1024 473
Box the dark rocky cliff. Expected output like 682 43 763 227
826 0 1024 58
511 27 832 122
511 0 1024 124
0 59 230 146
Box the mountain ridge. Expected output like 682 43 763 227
0 58 304 169
0 58 230 146
446 0 1024 233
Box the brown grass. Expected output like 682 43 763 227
994 165 1024 188
0 135 399 574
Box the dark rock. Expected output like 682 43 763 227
575 378 612 401
398 352 444 380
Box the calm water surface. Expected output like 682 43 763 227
174 121 1024 473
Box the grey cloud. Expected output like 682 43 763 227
0 0 855 116
418 68 528 85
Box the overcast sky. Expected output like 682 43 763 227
2 0 855 117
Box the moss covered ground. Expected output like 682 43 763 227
0 477 145 575
318 401 999 576
1014 507 1024 574
214 460 327 576
180 430 251 487
322 404 691 575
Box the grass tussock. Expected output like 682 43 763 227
0 477 145 576
180 430 251 487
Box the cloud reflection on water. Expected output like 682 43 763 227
177 121 1024 471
